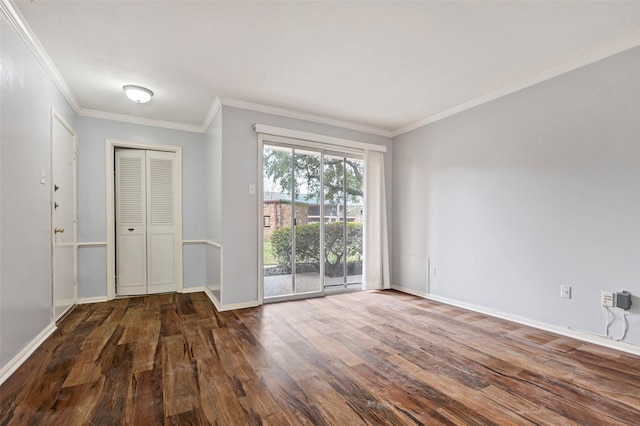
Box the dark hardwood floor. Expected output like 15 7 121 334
1 290 639 425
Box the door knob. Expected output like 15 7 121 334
54 227 64 234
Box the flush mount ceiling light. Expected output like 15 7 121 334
123 85 154 103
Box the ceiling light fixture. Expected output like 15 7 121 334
123 85 154 103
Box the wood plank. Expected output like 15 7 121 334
481 385 580 426
385 353 533 425
161 335 199 417
1 290 639 425
125 368 164 425
197 354 252 424
60 361 102 388
89 342 132 424
130 320 161 373
237 390 285 421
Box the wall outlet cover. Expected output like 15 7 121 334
601 291 614 307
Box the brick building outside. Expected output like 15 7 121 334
263 192 363 241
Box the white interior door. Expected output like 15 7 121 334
115 149 178 296
52 113 76 320
116 149 147 296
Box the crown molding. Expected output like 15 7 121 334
1 0 81 113
392 32 640 137
218 96 392 137
201 97 223 132
78 109 205 133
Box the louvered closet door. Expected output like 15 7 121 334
146 151 178 294
116 149 147 296
116 149 178 296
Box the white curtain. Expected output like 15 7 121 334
363 150 390 290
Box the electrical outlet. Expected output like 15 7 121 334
429 266 436 277
601 291 614 307
560 285 571 299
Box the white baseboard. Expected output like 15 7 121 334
202 287 221 311
391 285 640 357
219 300 260 312
78 296 109 304
0 322 57 386
391 285 427 298
197 286 258 312
181 286 206 294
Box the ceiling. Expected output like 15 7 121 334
12 1 640 136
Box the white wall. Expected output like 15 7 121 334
206 109 223 242
220 106 393 306
392 47 640 346
76 117 208 297
0 13 77 367
205 108 222 293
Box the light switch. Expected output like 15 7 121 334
249 184 256 195
40 170 46 184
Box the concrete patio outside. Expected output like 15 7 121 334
264 272 362 298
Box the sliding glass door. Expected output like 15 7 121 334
263 145 322 298
322 154 364 291
262 142 363 301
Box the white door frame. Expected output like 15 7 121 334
50 108 77 319
105 139 183 300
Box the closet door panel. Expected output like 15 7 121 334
146 151 178 294
115 149 147 296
